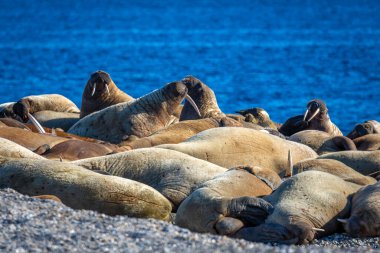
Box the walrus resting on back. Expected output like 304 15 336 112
158 127 317 175
339 181 380 237
73 148 227 210
68 81 198 143
80 70 134 118
0 157 172 219
175 166 281 235
12 94 80 122
234 171 361 244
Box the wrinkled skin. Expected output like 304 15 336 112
234 171 361 245
176 166 281 235
0 157 172 219
318 150 380 175
73 148 227 210
342 181 380 237
69 81 188 143
12 94 80 122
289 130 356 155
158 127 317 175
80 70 134 118
353 134 380 151
347 120 380 139
293 158 376 186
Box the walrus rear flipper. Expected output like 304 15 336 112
234 222 315 245
226 197 273 226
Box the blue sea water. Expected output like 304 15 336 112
0 0 379 134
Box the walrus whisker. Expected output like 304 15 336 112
27 113 46 134
311 227 325 232
185 94 202 117
337 218 348 224
105 83 110 96
91 82 97 96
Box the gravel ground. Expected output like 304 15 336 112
1 188 379 253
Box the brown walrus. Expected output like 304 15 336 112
279 99 342 137
68 81 194 144
289 130 356 155
0 157 172 219
12 94 80 122
175 166 281 235
292 158 376 186
0 137 45 159
353 134 380 151
236 107 279 130
347 120 380 139
338 181 380 237
73 148 227 210
318 150 380 175
157 127 317 175
234 171 361 244
80 70 134 118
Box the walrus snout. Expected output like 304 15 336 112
88 70 112 96
167 81 188 97
303 99 326 123
12 101 29 122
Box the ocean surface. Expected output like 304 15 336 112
0 0 379 134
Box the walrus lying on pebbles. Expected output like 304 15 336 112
279 99 342 137
347 120 380 139
318 150 380 175
12 94 80 122
234 171 362 244
69 81 199 144
175 166 282 235
0 157 172 219
289 130 356 155
0 137 45 159
80 70 134 118
73 148 227 210
339 181 380 237
353 134 380 151
292 158 376 186
158 127 317 175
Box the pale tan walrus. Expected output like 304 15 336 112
0 157 171 219
73 148 227 210
339 181 380 237
68 81 196 143
158 127 317 175
80 70 134 118
175 166 282 235
234 171 361 244
353 134 380 151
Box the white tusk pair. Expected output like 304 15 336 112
185 94 202 117
303 107 320 122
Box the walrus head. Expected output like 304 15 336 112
303 99 328 123
339 215 380 237
12 101 30 122
87 70 113 97
347 123 374 139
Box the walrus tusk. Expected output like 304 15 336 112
337 218 348 223
91 83 97 96
185 94 202 117
303 107 320 122
51 128 57 136
27 113 46 134
284 150 293 178
311 227 325 232
105 83 110 95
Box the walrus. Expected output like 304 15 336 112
28 110 80 131
338 181 380 237
175 166 282 235
0 137 45 159
119 118 231 149
157 127 317 175
318 150 380 175
353 134 380 151
12 94 80 122
289 130 356 155
0 102 19 119
80 70 134 118
279 99 342 137
73 148 227 210
0 118 31 130
347 120 380 139
292 158 376 186
236 108 278 130
68 81 197 143
0 157 172 219
234 171 362 244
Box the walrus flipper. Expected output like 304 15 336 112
225 197 273 226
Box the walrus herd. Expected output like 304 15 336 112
0 70 379 245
